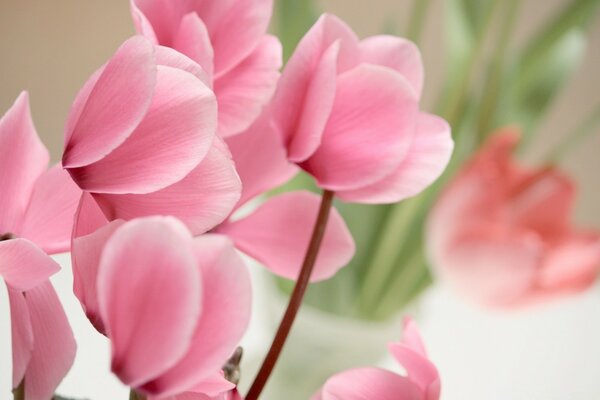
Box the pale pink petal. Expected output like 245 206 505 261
0 92 49 232
155 45 211 87
302 64 418 191
63 36 156 168
7 288 33 389
141 235 251 396
172 12 214 79
92 139 241 236
359 35 424 99
68 65 217 194
273 14 359 162
218 191 355 281
318 368 422 400
18 164 81 254
187 372 236 397
539 231 600 292
338 113 452 203
21 281 77 400
225 113 297 208
0 239 59 291
97 217 201 387
214 35 281 137
400 318 428 356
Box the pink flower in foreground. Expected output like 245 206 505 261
0 92 78 399
271 14 453 204
71 216 251 398
131 0 281 138
63 36 241 235
427 129 600 308
314 318 440 400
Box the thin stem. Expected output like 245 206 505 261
406 0 433 44
246 190 335 400
129 390 147 400
13 380 24 400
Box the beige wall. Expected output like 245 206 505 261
1 0 599 225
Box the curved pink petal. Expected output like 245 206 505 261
218 191 355 281
359 35 424 99
317 368 422 400
63 36 156 168
98 217 201 387
302 64 418 191
273 14 359 162
68 65 217 194
187 372 236 397
338 113 452 203
19 281 76 400
0 239 59 291
214 35 281 138
0 92 49 232
173 12 215 79
92 139 241 236
18 164 82 254
141 234 251 396
225 113 297 208
7 287 33 389
155 45 211 87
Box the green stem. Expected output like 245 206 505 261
129 390 147 400
406 0 433 43
13 381 25 400
545 103 600 162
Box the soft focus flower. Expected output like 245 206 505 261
313 318 440 400
271 13 453 204
71 216 251 398
426 129 600 308
0 92 78 399
63 36 241 235
130 0 281 138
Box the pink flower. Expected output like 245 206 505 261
271 14 453 204
130 0 281 138
313 318 440 400
72 216 251 398
426 129 600 307
63 36 241 235
0 92 78 399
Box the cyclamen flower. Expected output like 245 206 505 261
426 129 600 308
271 14 453 204
314 318 440 400
130 0 282 138
0 92 78 400
71 216 251 398
63 36 241 235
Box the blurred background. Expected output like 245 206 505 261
2 1 600 399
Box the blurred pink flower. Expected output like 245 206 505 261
427 129 600 308
130 0 281 138
313 318 440 400
63 36 241 235
72 216 251 398
271 14 453 204
0 92 77 399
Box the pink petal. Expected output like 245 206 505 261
0 239 59 291
359 35 424 99
338 113 452 203
97 217 201 387
272 14 359 162
92 139 241 236
225 113 297 208
20 281 77 400
63 36 156 168
141 234 251 396
187 372 236 397
68 65 217 194
18 164 81 254
7 288 33 389
317 368 422 400
0 92 49 232
214 35 281 137
218 191 355 281
155 45 211 87
172 12 214 79
301 64 418 191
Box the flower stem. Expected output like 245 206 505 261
13 380 24 400
129 390 146 400
245 190 335 400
